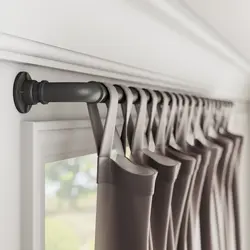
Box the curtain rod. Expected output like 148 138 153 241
13 71 232 114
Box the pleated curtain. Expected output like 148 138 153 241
87 83 243 250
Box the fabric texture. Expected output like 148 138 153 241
86 84 243 250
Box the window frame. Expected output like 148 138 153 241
21 119 123 250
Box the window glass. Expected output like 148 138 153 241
45 153 97 250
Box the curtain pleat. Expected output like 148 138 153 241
86 84 244 250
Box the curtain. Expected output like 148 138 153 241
87 84 243 250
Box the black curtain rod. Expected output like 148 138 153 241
13 72 142 113
13 71 232 114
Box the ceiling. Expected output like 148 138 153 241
182 0 250 65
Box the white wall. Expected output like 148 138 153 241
229 103 250 250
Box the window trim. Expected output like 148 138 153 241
20 119 122 250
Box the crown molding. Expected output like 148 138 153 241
0 33 209 94
178 0 250 68
0 0 249 102
0 33 248 102
138 0 250 73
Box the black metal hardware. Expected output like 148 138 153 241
13 72 143 113
13 71 232 114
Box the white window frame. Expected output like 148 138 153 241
21 119 102 250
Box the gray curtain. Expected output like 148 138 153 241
87 84 243 250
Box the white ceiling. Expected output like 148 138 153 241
183 0 250 65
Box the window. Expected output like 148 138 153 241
21 119 123 250
45 154 97 250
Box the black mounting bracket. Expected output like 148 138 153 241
13 72 33 113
